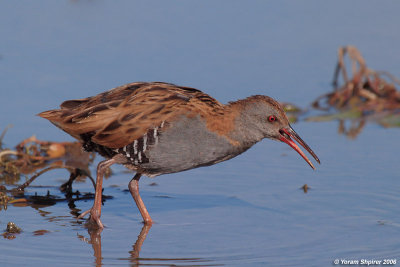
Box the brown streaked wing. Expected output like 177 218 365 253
38 82 225 148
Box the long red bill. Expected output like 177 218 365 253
279 126 320 170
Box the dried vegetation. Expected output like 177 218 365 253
0 126 95 211
309 45 400 138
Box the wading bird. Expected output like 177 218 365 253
39 82 320 228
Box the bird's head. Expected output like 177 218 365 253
233 95 320 169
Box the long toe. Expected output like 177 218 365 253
89 215 104 229
77 209 91 220
88 208 104 229
77 208 104 229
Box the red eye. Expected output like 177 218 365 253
268 115 277 122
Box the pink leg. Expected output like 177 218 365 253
78 158 116 228
128 173 153 224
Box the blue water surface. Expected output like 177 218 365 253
1 1 399 266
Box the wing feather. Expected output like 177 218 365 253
38 82 224 148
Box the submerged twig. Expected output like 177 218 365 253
14 165 73 192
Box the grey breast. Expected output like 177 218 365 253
141 115 240 175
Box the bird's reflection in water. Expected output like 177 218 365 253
78 223 152 267
88 227 102 267
128 224 152 266
79 223 217 266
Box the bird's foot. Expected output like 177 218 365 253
77 207 104 229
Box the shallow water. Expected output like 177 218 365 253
1 1 400 266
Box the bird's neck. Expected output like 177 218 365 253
222 99 266 148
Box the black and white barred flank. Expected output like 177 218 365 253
81 121 165 165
